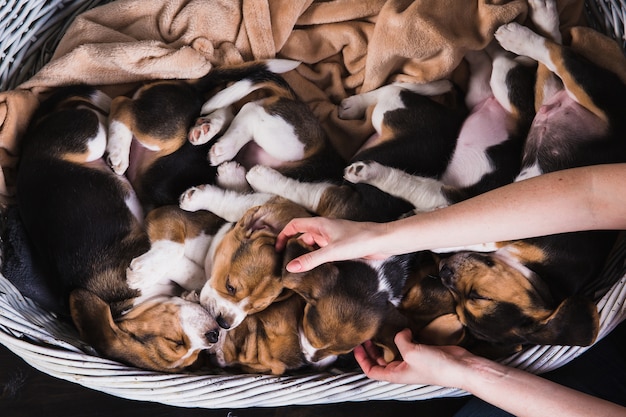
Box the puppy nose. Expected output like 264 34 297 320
439 264 455 287
216 315 231 330
205 328 220 344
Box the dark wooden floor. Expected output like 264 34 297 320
0 343 468 417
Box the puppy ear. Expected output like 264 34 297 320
69 289 131 356
237 206 270 238
281 239 334 305
522 296 600 346
238 198 311 239
371 304 410 362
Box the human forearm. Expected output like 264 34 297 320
377 163 626 254
280 164 626 272
460 356 626 417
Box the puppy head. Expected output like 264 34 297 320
439 247 599 347
212 294 307 375
70 289 220 372
397 251 464 346
201 197 311 330
282 246 388 363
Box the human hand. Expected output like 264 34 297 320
354 329 477 388
275 217 390 272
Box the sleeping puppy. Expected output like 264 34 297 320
187 64 346 187
16 86 220 372
179 190 308 329
438 0 626 354
208 294 312 375
341 44 535 211
127 203 336 374
179 187 410 363
105 59 303 210
244 79 467 222
397 251 464 347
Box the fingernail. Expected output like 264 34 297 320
287 260 302 272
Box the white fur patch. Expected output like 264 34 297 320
246 165 330 212
344 161 448 212
199 282 249 329
106 120 133 175
180 184 273 222
515 163 543 181
84 121 108 162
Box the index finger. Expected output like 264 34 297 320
276 218 305 251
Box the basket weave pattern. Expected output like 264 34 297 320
1 0 625 409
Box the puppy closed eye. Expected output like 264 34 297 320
225 276 236 295
167 338 186 349
468 290 491 301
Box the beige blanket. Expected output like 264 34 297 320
2 0 623 205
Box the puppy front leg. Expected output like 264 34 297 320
246 165 332 213
527 0 562 43
179 184 273 222
208 102 261 166
344 161 449 212
339 81 452 133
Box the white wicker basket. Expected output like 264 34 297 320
1 0 625 409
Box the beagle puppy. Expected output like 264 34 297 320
105 59 307 210
189 64 345 186
179 187 410 364
208 294 311 375
128 203 339 374
16 86 221 372
244 79 467 222
341 44 535 211
398 251 464 347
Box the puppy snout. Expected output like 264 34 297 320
439 263 455 287
216 315 231 330
205 328 220 344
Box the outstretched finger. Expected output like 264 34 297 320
276 219 304 251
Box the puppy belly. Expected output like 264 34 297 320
442 98 511 188
234 142 286 170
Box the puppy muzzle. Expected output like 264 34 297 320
199 283 247 330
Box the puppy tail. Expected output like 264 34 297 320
197 59 301 115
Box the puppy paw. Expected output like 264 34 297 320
180 184 207 211
245 165 282 192
188 107 232 145
106 120 132 175
106 153 128 175
495 23 538 57
126 243 183 290
188 116 217 145
217 161 250 192
208 141 239 166
528 0 561 42
343 160 381 183
338 95 367 120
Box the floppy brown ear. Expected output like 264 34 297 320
239 197 312 238
69 289 128 355
281 239 335 305
522 296 600 346
371 304 410 362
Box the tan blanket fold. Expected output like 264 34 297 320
0 0 613 205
